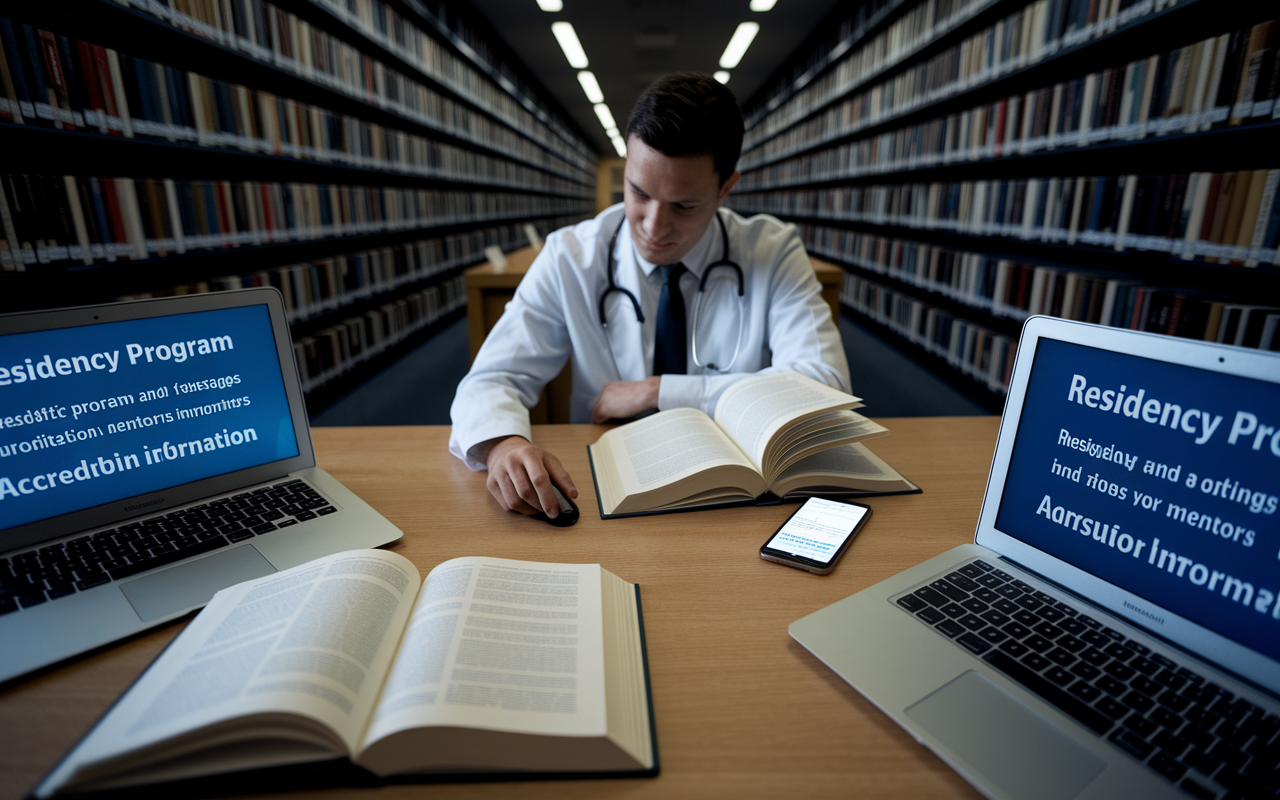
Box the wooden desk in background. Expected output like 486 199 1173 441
464 247 846 423
0 418 999 800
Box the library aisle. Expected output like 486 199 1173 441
2 0 1275 423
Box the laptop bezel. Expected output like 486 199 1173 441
974 315 1280 698
0 288 314 553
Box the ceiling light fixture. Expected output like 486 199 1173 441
719 22 759 69
609 134 627 158
535 0 563 10
713 70 730 84
593 103 617 131
577 70 604 104
551 21 589 68
749 0 778 10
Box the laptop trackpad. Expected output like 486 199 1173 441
120 546 277 622
906 671 1105 800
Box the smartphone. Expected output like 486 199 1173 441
759 497 872 574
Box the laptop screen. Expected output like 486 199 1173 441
0 303 300 534
995 337 1280 663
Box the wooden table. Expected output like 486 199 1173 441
0 418 999 799
465 248 847 424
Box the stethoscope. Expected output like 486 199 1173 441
599 211 746 372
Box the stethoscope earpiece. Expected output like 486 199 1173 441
600 212 745 373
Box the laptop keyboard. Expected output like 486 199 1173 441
0 479 337 616
895 559 1280 800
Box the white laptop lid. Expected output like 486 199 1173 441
975 316 1280 697
0 289 314 553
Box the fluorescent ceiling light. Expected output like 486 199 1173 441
605 126 619 139
577 70 604 104
719 22 759 69
610 135 627 158
593 103 616 130
713 70 730 84
749 0 777 10
536 0 563 10
551 22 588 68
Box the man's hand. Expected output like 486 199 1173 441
477 436 578 518
590 376 661 423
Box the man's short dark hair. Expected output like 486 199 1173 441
625 73 743 186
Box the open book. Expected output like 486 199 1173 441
589 371 919 517
35 551 655 797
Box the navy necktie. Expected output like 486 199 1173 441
653 263 687 375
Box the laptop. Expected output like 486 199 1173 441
0 289 403 683
791 316 1280 800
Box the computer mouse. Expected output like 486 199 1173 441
533 485 580 527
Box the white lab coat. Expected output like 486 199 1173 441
449 203 850 470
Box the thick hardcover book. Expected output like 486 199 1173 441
587 371 920 519
32 551 658 797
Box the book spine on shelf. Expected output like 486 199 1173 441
0 169 593 267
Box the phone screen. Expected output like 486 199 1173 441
762 497 870 565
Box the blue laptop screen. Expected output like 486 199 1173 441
0 304 299 533
996 338 1280 662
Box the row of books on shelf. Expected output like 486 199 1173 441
308 0 590 164
0 171 593 270
116 218 577 324
0 18 590 196
747 0 1182 139
294 273 466 391
0 17 590 186
741 0 1203 169
747 0 998 142
731 168 1280 266
806 224 1280 349
744 0 905 128
739 20 1280 189
841 270 1018 393
112 0 593 175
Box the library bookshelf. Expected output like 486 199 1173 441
729 0 1280 412
0 0 597 412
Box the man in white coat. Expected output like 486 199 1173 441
450 73 850 519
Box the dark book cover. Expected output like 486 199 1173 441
122 56 153 124
42 174 77 254
1241 308 1279 348
1148 49 1173 121
84 178 114 258
1091 177 1112 232
54 35 86 120
1160 173 1189 240
1175 297 1212 340
0 18 32 109
1133 175 1160 236
1211 28 1246 127
72 177 106 255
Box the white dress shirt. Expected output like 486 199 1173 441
449 203 850 470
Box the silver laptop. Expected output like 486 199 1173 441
791 316 1280 800
0 289 402 683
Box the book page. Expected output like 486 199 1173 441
359 558 608 754
596 407 758 494
712 371 862 470
770 443 917 497
764 411 889 480
36 550 421 796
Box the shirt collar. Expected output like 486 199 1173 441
623 213 720 280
